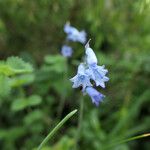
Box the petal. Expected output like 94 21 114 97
88 64 109 88
86 87 105 106
95 80 105 88
103 76 109 82
77 31 87 44
64 23 75 34
86 48 97 65
77 63 86 74
70 72 92 90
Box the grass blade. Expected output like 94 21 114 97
104 133 150 149
37 109 77 150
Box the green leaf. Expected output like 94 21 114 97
0 75 11 97
44 55 67 73
28 95 42 106
10 74 35 87
104 133 150 150
24 110 44 125
37 109 77 150
51 136 75 150
0 127 26 141
11 95 42 111
0 56 33 76
11 99 27 111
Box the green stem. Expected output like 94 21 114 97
104 133 150 149
37 109 77 150
74 96 84 150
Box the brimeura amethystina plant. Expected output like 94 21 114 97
69 39 109 149
60 23 109 149
70 39 109 106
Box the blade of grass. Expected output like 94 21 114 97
104 133 150 150
37 109 77 150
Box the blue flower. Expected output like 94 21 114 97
85 41 109 88
69 39 109 107
70 63 92 91
64 23 87 44
76 30 86 44
86 86 105 106
61 45 73 57
88 64 109 88
64 23 76 34
85 41 98 65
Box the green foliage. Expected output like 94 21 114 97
10 74 35 87
0 0 149 150
50 136 74 150
0 57 33 76
24 110 44 125
44 55 67 73
0 75 11 97
0 56 34 98
11 95 42 111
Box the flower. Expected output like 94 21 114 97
85 40 109 88
69 39 109 107
88 64 109 88
70 63 92 91
64 23 76 34
61 45 73 57
85 40 97 65
75 30 86 44
86 86 105 106
64 23 87 44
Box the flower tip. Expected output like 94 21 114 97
73 109 78 113
85 39 91 49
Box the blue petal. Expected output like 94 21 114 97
86 87 105 106
70 64 92 91
88 64 109 88
67 33 79 42
77 63 86 74
77 31 87 44
85 41 97 65
64 23 76 34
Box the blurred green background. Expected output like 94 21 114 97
0 0 150 150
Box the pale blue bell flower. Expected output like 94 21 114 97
70 63 92 91
69 39 109 107
85 40 98 65
85 40 109 88
86 86 105 106
88 64 109 88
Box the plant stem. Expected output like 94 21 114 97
104 133 150 150
37 109 77 150
74 96 84 150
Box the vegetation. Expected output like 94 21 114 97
0 0 149 150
